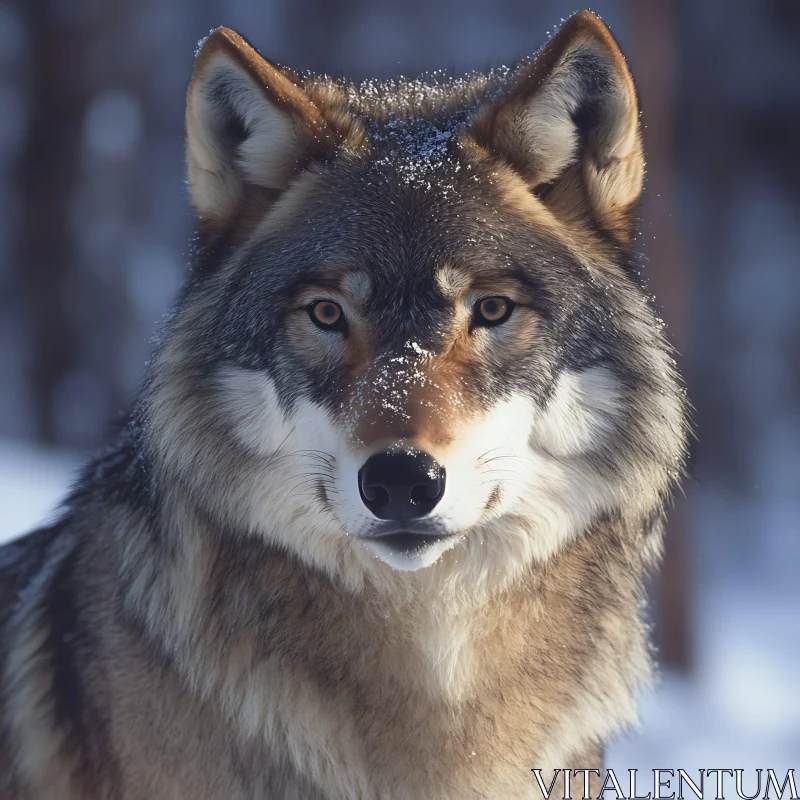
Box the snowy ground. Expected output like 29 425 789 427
0 438 80 542
1 438 796 773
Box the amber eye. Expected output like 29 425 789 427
474 296 513 327
309 300 345 331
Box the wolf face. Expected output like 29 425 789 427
143 14 685 584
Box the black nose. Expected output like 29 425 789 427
358 450 446 521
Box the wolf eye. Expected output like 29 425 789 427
474 296 513 327
309 300 345 331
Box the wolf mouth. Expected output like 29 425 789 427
365 530 458 554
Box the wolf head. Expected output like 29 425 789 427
141 12 686 585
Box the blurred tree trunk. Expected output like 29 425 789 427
13 1 88 445
629 0 693 673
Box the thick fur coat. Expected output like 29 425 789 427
0 11 687 799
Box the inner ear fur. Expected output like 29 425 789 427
470 10 644 242
186 27 352 233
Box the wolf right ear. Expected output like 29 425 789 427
470 11 643 243
186 28 342 230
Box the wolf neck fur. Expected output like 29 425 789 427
116 482 650 743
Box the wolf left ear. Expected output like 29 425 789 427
186 28 342 230
470 11 643 242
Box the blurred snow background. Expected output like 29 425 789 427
1 0 798 774
0 440 77 539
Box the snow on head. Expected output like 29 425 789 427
371 117 458 187
342 68 514 190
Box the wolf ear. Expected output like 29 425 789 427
186 28 335 228
471 11 643 242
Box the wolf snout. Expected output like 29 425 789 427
358 449 445 521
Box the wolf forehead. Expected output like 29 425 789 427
247 172 563 290
205 138 605 365
215 177 575 350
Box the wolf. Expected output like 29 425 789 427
0 10 687 799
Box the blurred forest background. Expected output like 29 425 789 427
0 0 798 769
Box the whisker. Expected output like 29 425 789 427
287 475 337 493
479 468 528 480
270 452 335 469
475 446 507 464
479 454 520 467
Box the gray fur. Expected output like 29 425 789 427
0 12 687 799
